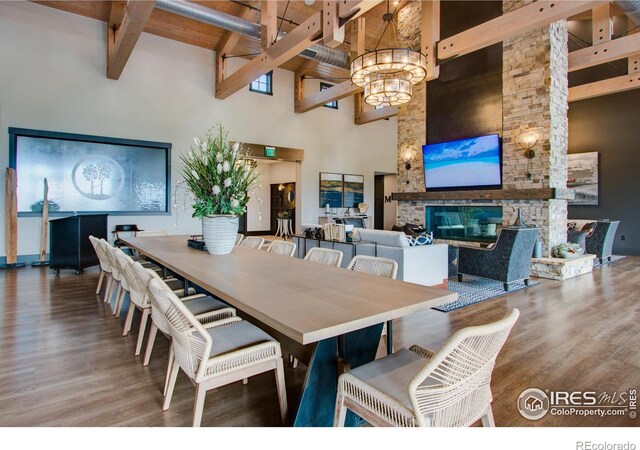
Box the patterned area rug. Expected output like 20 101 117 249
434 276 540 312
593 255 625 267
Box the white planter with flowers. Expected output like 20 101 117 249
180 125 258 255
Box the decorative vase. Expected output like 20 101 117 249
202 215 239 255
532 240 543 258
511 208 528 228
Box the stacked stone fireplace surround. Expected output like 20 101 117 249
396 1 569 258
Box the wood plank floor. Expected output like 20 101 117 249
0 257 638 426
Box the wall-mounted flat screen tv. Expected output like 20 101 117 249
9 128 171 216
422 134 502 191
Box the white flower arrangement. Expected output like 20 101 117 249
179 125 258 218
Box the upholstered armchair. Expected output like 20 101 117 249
457 227 539 291
567 220 619 264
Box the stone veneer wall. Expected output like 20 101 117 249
396 0 569 257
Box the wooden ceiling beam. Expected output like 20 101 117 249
569 32 640 72
107 0 156 80
421 0 440 80
569 72 640 102
216 11 322 99
339 0 383 21
260 0 277 50
323 1 345 48
354 94 398 125
437 1 604 61
591 3 613 45
109 1 126 28
216 7 257 90
630 53 640 73
296 80 362 113
349 16 366 59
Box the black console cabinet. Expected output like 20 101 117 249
50 214 108 274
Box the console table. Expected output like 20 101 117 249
292 235 378 261
318 215 372 229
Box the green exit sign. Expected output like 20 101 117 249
264 146 276 158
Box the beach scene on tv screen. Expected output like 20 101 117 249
423 135 501 189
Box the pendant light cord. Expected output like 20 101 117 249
374 0 400 50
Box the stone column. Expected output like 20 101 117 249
502 0 569 256
396 1 426 225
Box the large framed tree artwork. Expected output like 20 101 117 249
9 128 171 216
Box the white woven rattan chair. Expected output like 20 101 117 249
304 247 343 267
346 255 398 278
241 236 265 249
97 239 117 306
334 309 520 427
347 255 399 353
135 262 236 367
235 234 244 245
150 278 288 427
103 242 127 316
89 235 110 298
267 240 297 257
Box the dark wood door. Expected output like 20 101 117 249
270 183 295 234
374 175 384 230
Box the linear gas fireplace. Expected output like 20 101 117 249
425 206 503 244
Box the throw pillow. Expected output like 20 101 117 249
406 231 434 246
567 222 577 231
581 221 597 237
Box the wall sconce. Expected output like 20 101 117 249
518 131 538 158
517 131 539 180
400 150 413 170
278 184 285 191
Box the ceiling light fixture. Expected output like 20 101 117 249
350 0 428 107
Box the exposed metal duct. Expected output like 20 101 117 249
156 0 350 69
615 1 640 26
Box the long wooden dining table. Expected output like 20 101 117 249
123 235 457 427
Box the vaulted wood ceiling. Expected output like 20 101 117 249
33 0 401 82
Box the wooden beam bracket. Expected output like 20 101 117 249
107 0 156 80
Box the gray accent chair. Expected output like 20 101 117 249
568 220 619 264
457 227 539 291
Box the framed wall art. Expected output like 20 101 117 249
9 128 171 216
319 172 343 208
568 152 598 206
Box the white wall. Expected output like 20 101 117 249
0 1 397 257
383 174 398 230
270 161 297 185
246 161 271 232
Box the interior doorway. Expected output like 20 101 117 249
374 172 397 230
270 183 296 234
244 160 299 236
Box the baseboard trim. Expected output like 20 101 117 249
0 254 48 265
